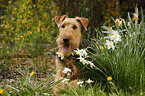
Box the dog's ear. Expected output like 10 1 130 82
55 15 68 27
76 17 89 31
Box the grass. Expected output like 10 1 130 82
88 7 144 95
0 2 145 96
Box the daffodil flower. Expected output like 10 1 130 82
85 79 94 83
61 78 70 84
56 52 64 60
107 76 112 81
109 30 121 43
87 61 95 68
77 81 84 87
127 22 130 27
77 56 87 65
115 19 122 26
63 68 71 74
115 19 120 24
133 13 139 20
74 48 87 57
118 20 122 27
0 89 4 94
105 40 115 50
30 71 35 76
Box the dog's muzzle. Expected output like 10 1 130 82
63 37 71 52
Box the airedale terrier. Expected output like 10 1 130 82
54 15 89 93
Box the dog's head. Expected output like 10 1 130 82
55 15 89 57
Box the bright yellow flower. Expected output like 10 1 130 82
3 30 6 35
133 13 139 20
31 13 33 15
107 76 112 81
115 19 122 26
5 25 8 29
33 4 36 7
11 27 14 30
127 22 130 27
140 92 143 95
28 11 31 14
0 89 4 94
14 7 17 11
44 14 47 18
2 40 5 44
101 46 106 50
39 5 44 9
37 27 40 32
8 0 12 4
20 36 23 38
115 19 120 24
12 17 15 21
22 20 25 23
29 31 32 34
30 71 35 76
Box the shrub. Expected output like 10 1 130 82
0 0 58 58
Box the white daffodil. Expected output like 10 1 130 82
61 78 70 84
87 61 95 68
77 81 84 87
56 52 64 60
74 48 83 56
63 68 71 74
105 40 115 50
110 30 121 43
74 48 87 57
82 49 88 57
85 79 94 83
77 56 87 65
133 13 139 20
115 19 122 26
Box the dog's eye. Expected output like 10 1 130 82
61 25 65 28
73 25 77 29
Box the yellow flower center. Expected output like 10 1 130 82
91 81 94 83
114 34 117 39
81 59 84 62
109 44 112 47
78 52 80 55
58 54 61 57
89 62 92 65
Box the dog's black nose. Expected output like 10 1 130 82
63 37 69 43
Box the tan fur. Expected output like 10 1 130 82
54 15 89 94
